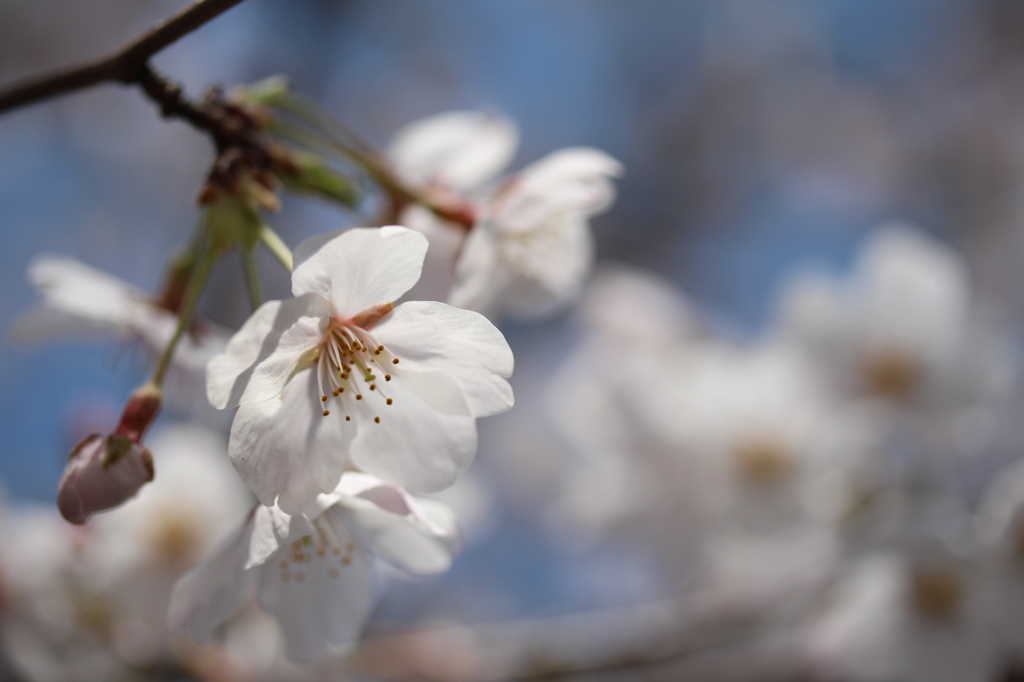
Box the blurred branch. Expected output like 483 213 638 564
342 597 800 682
134 64 267 158
0 0 247 114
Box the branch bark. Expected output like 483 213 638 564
0 0 247 114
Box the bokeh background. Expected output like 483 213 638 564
4 0 1024 679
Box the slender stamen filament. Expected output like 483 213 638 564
318 318 401 419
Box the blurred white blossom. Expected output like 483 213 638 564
388 110 622 319
170 472 459 662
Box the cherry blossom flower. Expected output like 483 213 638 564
388 111 518 304
389 110 519 197
169 472 459 662
775 224 1014 493
206 225 514 513
387 111 622 319
450 148 623 320
13 254 227 376
776 224 1013 414
543 268 704 555
801 544 999 682
632 340 873 534
56 383 162 525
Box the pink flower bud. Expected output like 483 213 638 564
57 433 155 525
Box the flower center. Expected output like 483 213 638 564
734 434 796 486
862 346 921 400
149 509 203 564
315 316 400 423
277 517 356 583
908 563 963 622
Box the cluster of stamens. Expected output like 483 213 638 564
316 319 399 423
278 517 356 583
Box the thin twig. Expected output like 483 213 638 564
0 0 247 114
134 64 267 157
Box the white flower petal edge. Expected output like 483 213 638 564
23 254 150 327
207 225 514 509
387 110 519 192
498 148 623 234
13 254 229 375
448 147 622 320
371 301 514 417
206 294 329 410
168 474 459 662
292 226 427 318
230 367 355 513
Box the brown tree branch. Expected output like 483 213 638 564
133 65 266 158
0 0 247 114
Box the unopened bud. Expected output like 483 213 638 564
57 433 155 525
273 148 361 208
228 75 290 107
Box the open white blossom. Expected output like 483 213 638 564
13 254 226 375
451 148 623 319
388 110 519 304
544 268 704 557
207 225 514 513
633 340 873 534
801 545 999 682
169 472 459 662
387 110 622 319
776 224 1013 414
389 110 519 196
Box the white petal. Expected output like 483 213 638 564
168 511 259 644
9 307 126 344
347 480 463 553
334 500 453 575
258 510 375 662
388 110 518 191
397 204 466 304
392 366 472 416
411 497 463 550
291 226 427 319
501 213 594 318
374 301 514 417
230 367 356 514
447 218 509 319
349 379 478 493
246 503 316 569
498 147 622 234
451 211 594 320
26 253 149 326
206 294 329 409
335 472 388 498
